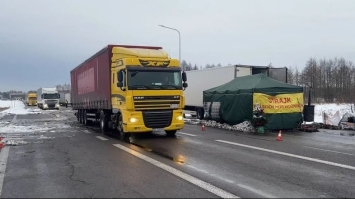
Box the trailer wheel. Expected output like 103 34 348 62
76 111 79 122
79 110 83 124
165 130 177 137
118 114 130 142
83 110 90 126
100 111 109 134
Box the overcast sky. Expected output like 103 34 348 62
1 0 355 91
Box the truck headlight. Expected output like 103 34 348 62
55 103 60 107
176 116 183 120
43 104 48 108
129 118 139 123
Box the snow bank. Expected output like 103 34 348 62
314 103 353 123
0 100 12 108
0 100 41 119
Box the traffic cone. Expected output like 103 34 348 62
201 124 205 131
276 130 282 141
0 137 4 149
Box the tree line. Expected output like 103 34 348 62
286 57 355 104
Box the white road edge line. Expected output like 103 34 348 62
113 143 239 198
178 132 197 137
95 136 109 141
303 146 355 156
0 147 10 197
216 140 355 171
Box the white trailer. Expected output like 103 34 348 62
37 87 60 110
64 93 71 105
183 65 287 119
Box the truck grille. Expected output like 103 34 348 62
142 110 173 129
46 100 57 108
133 96 180 110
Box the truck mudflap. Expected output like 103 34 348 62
121 110 184 133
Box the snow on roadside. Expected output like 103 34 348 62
0 123 71 134
0 100 41 119
0 100 12 108
314 103 354 123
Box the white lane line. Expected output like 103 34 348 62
96 136 108 141
216 140 355 171
83 130 91 134
0 146 10 197
113 143 239 198
303 146 355 156
237 183 276 198
178 132 197 137
11 115 17 123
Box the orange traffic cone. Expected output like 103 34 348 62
201 124 205 131
276 130 282 141
0 137 4 149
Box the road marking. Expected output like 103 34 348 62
303 146 355 156
237 183 275 198
96 136 108 141
11 115 17 123
178 132 197 137
216 140 355 171
0 146 10 197
113 143 239 198
83 130 91 134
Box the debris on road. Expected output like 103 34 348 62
185 119 255 133
3 138 28 146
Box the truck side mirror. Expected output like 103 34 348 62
182 71 187 82
183 82 188 88
117 82 123 87
117 71 123 82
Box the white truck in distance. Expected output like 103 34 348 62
183 65 288 119
37 87 60 110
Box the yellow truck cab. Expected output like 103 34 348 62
114 46 188 139
27 92 37 106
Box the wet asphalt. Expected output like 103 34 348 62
0 107 354 198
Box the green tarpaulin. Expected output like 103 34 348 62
203 74 304 130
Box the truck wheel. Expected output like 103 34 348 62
79 110 83 124
118 114 130 142
83 110 90 126
165 130 177 137
76 111 80 121
100 111 108 134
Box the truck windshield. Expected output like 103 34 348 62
29 97 37 100
127 69 182 90
43 93 60 99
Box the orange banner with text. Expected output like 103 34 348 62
253 93 304 114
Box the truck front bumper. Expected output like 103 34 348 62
122 110 184 133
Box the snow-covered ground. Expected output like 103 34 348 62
314 103 354 123
0 100 71 145
0 100 41 119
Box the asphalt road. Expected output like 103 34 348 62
0 107 355 198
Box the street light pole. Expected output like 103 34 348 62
158 25 181 65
